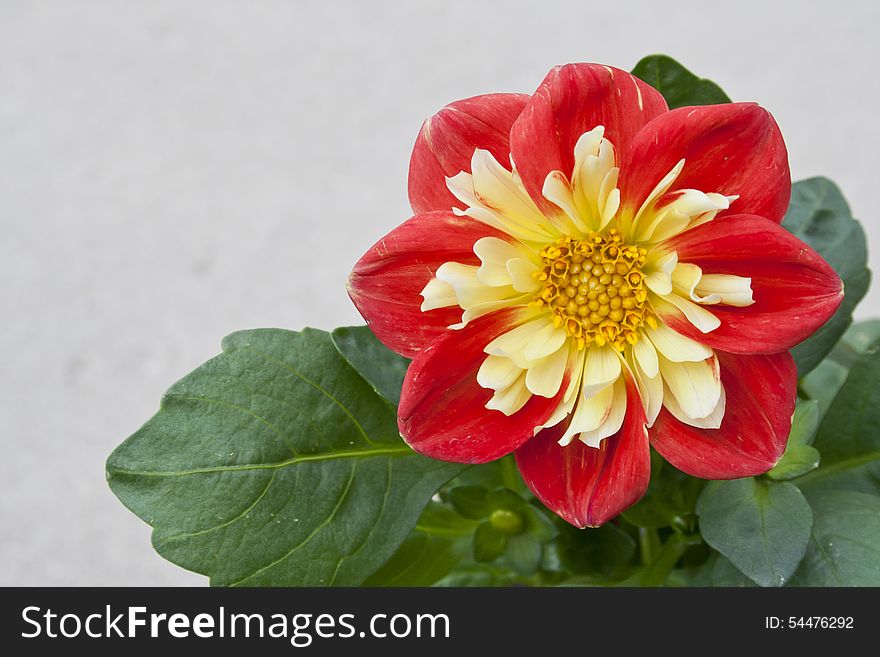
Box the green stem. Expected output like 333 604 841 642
638 527 661 566
500 455 520 491
637 533 695 587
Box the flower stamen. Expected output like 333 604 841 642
532 229 653 351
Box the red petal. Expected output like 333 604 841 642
659 214 844 354
650 351 796 479
510 63 667 214
619 103 791 223
348 211 507 358
408 93 530 215
398 309 567 464
515 376 650 528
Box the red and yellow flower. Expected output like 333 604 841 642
348 63 843 527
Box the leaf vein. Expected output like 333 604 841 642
228 463 359 586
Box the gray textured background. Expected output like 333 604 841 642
1 0 877 585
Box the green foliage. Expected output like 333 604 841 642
696 479 812 587
107 55 880 588
556 523 636 578
330 325 410 406
631 54 731 108
783 178 870 374
767 400 821 481
107 328 463 586
364 503 475 586
710 555 758 587
623 453 702 530
789 491 880 586
798 338 880 496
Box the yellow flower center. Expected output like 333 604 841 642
533 229 656 351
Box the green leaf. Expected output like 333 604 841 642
556 523 636 578
800 358 849 418
767 400 821 481
617 533 693 587
106 328 463 586
696 479 812 587
447 458 509 490
622 455 703 529
800 320 880 418
363 534 462 587
364 503 475 586
435 566 514 587
830 319 880 370
797 338 880 495
631 55 731 109
504 534 542 576
711 554 758 587
486 487 526 511
447 486 492 520
668 558 715 587
789 490 880 586
330 325 410 405
782 178 870 374
473 523 508 562
522 505 558 543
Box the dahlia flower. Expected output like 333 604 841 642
348 63 843 527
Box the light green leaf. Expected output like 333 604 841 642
782 178 870 375
504 534 542 576
330 325 410 405
631 54 731 108
767 400 820 480
789 490 880 586
106 328 463 586
797 338 880 495
696 479 812 587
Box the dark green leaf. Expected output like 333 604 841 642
782 178 870 374
800 320 880 418
363 534 462 587
631 55 731 109
789 490 880 586
696 479 812 587
623 456 703 529
435 566 514 587
767 400 820 481
797 338 880 495
617 533 693 587
522 505 558 543
667 559 715 587
447 486 491 520
106 328 463 586
827 319 880 371
556 523 636 578
486 487 526 511
364 503 475 586
447 458 508 490
330 325 410 405
800 359 849 418
473 523 508 562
